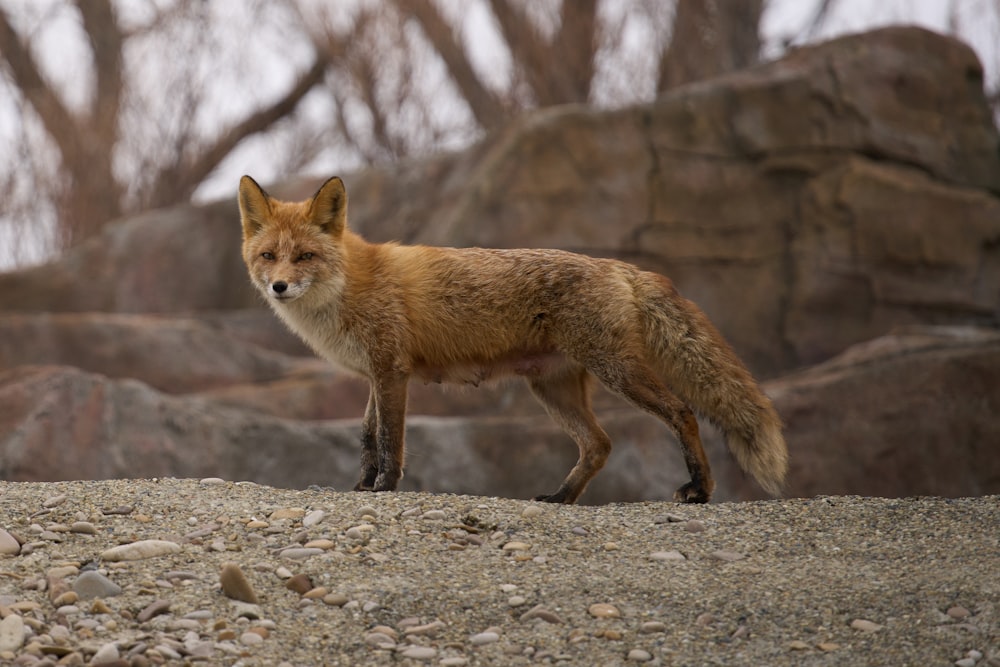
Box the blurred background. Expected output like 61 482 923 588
0 0 998 503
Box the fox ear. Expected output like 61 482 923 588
238 175 272 238
308 177 347 235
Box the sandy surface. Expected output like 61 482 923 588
0 478 997 666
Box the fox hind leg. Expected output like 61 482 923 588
590 359 714 503
354 376 408 493
528 366 612 504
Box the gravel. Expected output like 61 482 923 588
0 478 997 666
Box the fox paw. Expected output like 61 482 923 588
673 482 710 504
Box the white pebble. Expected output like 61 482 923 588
650 551 685 562
421 509 447 520
101 539 181 561
90 642 120 664
469 631 500 645
400 645 437 660
303 509 326 527
627 649 653 662
0 613 25 652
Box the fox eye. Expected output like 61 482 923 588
298 252 314 261
261 252 275 260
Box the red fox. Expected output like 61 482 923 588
238 175 788 503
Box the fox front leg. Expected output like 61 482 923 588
367 373 409 492
354 387 379 491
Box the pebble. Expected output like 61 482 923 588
521 505 543 518
508 596 527 607
588 603 621 618
440 658 469 666
240 631 264 646
955 659 976 667
89 642 120 664
850 619 883 632
284 573 314 595
520 605 565 624
302 509 326 527
199 477 226 485
365 631 396 648
650 550 685 562
788 640 810 650
323 593 349 607
627 649 653 661
400 645 437 660
219 563 259 604
43 494 68 508
470 631 500 645
0 528 20 555
278 547 324 560
136 599 171 623
502 541 531 551
270 507 306 520
947 605 971 619
100 540 181 561
639 621 666 633
0 613 25 652
69 521 96 535
684 520 706 533
421 510 447 521
710 550 745 562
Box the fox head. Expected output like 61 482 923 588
238 175 348 305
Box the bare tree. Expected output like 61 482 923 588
0 0 326 253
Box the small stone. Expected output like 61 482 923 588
89 642 119 664
521 505 542 518
323 593 349 607
357 505 378 518
440 659 469 666
650 551 685 562
947 605 971 619
246 520 269 529
627 649 652 662
0 528 20 555
278 547 324 560
639 621 666 634
654 513 686 523
709 550 745 562
850 619 882 632
91 600 113 614
303 586 329 599
52 591 78 607
136 599 171 623
403 620 445 636
239 632 263 646
508 596 527 607
399 646 436 660
788 640 811 650
817 642 840 651
269 507 306 520
69 522 96 535
520 604 565 624
588 603 621 619
220 563 258 604
364 631 396 648
469 631 500 645
231 601 262 619
571 526 589 536
199 477 225 485
284 574 314 595
100 540 181 561
502 541 531 551
0 613 25 652
43 494 68 508
695 612 716 626
603 542 619 551
955 659 976 667
302 510 326 527
420 510 447 521
684 520 706 533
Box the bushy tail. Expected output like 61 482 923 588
639 276 788 496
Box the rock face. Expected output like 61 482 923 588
0 27 998 501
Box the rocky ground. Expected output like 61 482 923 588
0 479 996 666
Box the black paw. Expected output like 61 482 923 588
673 482 710 504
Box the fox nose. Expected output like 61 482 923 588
272 281 288 294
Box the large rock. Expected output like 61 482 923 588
0 27 996 377
719 326 1000 499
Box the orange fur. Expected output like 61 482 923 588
238 175 788 503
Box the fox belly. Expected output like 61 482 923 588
413 349 570 386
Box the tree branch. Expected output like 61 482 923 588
147 53 329 208
76 0 123 145
394 0 508 130
0 8 81 160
